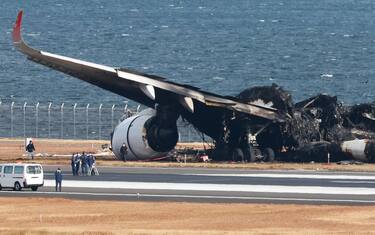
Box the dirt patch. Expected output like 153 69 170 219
2 138 375 171
0 197 374 235
0 138 108 159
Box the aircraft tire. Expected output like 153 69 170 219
233 148 244 162
249 146 257 162
263 148 275 162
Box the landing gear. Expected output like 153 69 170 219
232 148 244 162
248 145 257 162
246 127 276 162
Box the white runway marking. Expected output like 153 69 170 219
331 181 375 184
185 173 375 181
44 180 375 195
1 191 375 204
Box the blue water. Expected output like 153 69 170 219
1 0 375 107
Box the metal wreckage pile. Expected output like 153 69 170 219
213 84 375 163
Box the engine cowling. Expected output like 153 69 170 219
111 108 179 161
341 139 375 162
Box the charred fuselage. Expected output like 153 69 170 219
209 84 375 162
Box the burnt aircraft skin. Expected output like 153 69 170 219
263 88 375 162
12 11 375 162
214 83 375 162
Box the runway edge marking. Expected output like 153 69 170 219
1 191 375 204
43 180 375 195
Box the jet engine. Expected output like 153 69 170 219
111 108 179 161
341 139 375 162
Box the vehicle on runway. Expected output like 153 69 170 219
0 163 44 191
12 11 375 163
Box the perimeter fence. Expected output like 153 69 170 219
0 101 206 142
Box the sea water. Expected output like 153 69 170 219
0 0 375 138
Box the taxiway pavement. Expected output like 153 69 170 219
2 165 375 205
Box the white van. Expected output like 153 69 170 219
0 164 44 191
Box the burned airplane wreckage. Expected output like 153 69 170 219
12 11 375 163
212 84 375 162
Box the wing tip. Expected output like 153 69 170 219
13 10 23 43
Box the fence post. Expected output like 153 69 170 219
35 102 39 137
111 104 115 130
23 102 27 137
86 104 90 139
60 103 64 138
48 102 52 138
10 102 14 137
73 103 77 139
98 104 103 140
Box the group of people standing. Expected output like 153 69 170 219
71 152 98 176
55 153 98 192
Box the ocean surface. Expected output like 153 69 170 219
1 0 375 106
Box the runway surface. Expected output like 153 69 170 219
2 165 375 205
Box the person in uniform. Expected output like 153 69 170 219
25 140 35 160
120 143 128 161
54 168 63 192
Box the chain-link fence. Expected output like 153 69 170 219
0 101 208 142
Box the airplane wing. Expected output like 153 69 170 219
12 11 283 139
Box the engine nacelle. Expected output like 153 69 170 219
341 139 375 162
111 108 178 161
